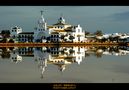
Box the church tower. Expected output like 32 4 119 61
37 10 47 30
34 10 49 42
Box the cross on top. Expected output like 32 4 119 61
40 10 44 15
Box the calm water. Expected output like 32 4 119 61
0 46 129 83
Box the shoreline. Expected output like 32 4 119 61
0 42 127 47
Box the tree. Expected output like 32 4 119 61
1 30 10 38
8 39 14 43
95 52 102 58
114 36 120 43
85 31 90 35
94 30 103 36
1 48 10 59
69 35 75 42
1 30 5 34
69 49 75 54
101 38 107 42
1 38 7 43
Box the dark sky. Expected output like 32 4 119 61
0 6 129 33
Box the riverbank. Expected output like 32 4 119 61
0 42 127 47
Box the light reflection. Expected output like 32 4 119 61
0 46 129 78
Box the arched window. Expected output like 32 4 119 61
78 29 80 32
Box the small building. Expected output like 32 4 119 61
18 32 34 42
10 50 22 63
10 26 22 42
47 16 85 42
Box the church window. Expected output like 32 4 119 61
78 57 80 59
19 51 21 54
78 29 80 32
78 47 80 51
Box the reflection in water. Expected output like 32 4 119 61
0 46 129 79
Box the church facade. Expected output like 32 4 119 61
10 11 85 43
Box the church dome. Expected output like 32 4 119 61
58 16 65 24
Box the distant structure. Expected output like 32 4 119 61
10 50 22 63
10 11 85 43
10 26 34 43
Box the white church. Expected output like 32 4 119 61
10 11 85 43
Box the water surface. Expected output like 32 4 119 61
0 46 129 83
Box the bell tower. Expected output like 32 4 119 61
37 10 47 30
34 10 49 42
